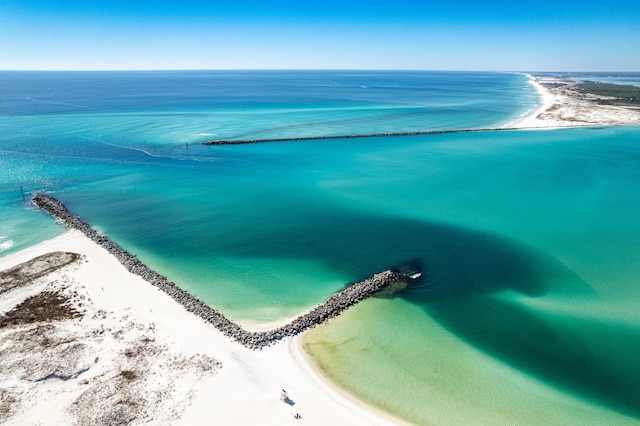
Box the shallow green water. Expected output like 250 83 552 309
305 297 640 425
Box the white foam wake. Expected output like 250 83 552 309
0 237 15 252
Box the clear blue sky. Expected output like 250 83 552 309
1 0 638 71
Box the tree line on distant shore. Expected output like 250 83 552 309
573 81 640 106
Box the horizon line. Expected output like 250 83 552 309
1 68 638 74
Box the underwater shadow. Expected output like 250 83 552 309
205 202 595 300
198 200 640 416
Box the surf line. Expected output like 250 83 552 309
202 126 534 145
32 194 411 350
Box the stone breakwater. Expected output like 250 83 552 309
202 127 524 145
32 194 407 350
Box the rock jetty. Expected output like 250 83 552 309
202 127 522 145
32 194 408 350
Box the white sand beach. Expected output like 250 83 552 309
509 75 640 128
0 230 401 425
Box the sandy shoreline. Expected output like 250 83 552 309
0 230 400 425
508 74 640 129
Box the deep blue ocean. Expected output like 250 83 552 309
1 71 639 424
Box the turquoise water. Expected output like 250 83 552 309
2 71 639 423
0 70 538 318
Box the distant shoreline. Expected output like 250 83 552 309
508 74 640 128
